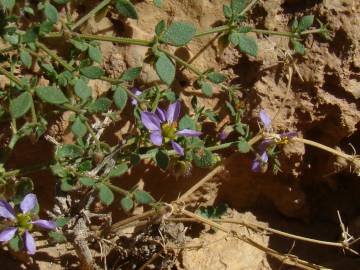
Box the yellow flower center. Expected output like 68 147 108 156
17 213 33 231
161 122 177 141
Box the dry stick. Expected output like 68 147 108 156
213 218 358 254
292 137 359 164
181 209 328 270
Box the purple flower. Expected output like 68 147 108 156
259 110 272 130
0 194 56 255
251 110 298 173
131 88 142 105
251 151 268 172
219 126 233 141
141 101 202 155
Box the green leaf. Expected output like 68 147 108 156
55 217 69 228
155 20 166 36
115 0 138 19
98 184 114 206
36 86 68 104
39 21 54 34
291 18 299 32
237 33 258 56
79 177 96 187
162 21 196 47
113 86 128 110
20 50 32 68
57 144 83 159
71 117 87 138
108 163 128 177
134 190 155 204
0 0 15 10
10 92 33 118
88 46 102 63
200 81 213 97
231 0 247 14
70 39 89 51
193 148 215 168
223 5 232 18
121 67 142 81
48 231 66 243
291 39 305 55
207 72 226 84
44 3 59 24
298 15 314 32
74 78 92 100
53 0 70 4
155 53 175 85
237 139 250 153
130 154 141 166
155 150 169 170
61 178 75 191
87 97 112 113
197 203 229 219
153 0 162 8
120 196 134 212
80 66 104 79
9 235 21 252
179 115 196 130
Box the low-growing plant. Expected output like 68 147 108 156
0 0 357 269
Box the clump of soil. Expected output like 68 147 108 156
1 0 360 269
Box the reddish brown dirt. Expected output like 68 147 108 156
1 0 360 269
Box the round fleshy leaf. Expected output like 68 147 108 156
20 193 37 214
0 200 16 220
0 227 17 242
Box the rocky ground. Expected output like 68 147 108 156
1 0 360 269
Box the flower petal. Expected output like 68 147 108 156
176 129 202 137
280 131 298 139
260 152 269 163
0 227 17 242
259 110 271 130
251 159 261 172
171 140 184 156
166 101 180 124
0 200 16 220
20 193 37 214
32 220 57 230
150 131 163 146
258 139 273 152
156 108 166 122
141 112 161 131
131 88 142 105
24 230 36 255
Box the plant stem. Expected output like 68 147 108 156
71 0 112 31
158 48 203 76
105 182 128 196
251 29 296 37
0 66 24 88
300 29 326 36
36 41 75 72
78 33 153 46
292 137 356 163
84 121 101 150
195 25 231 38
